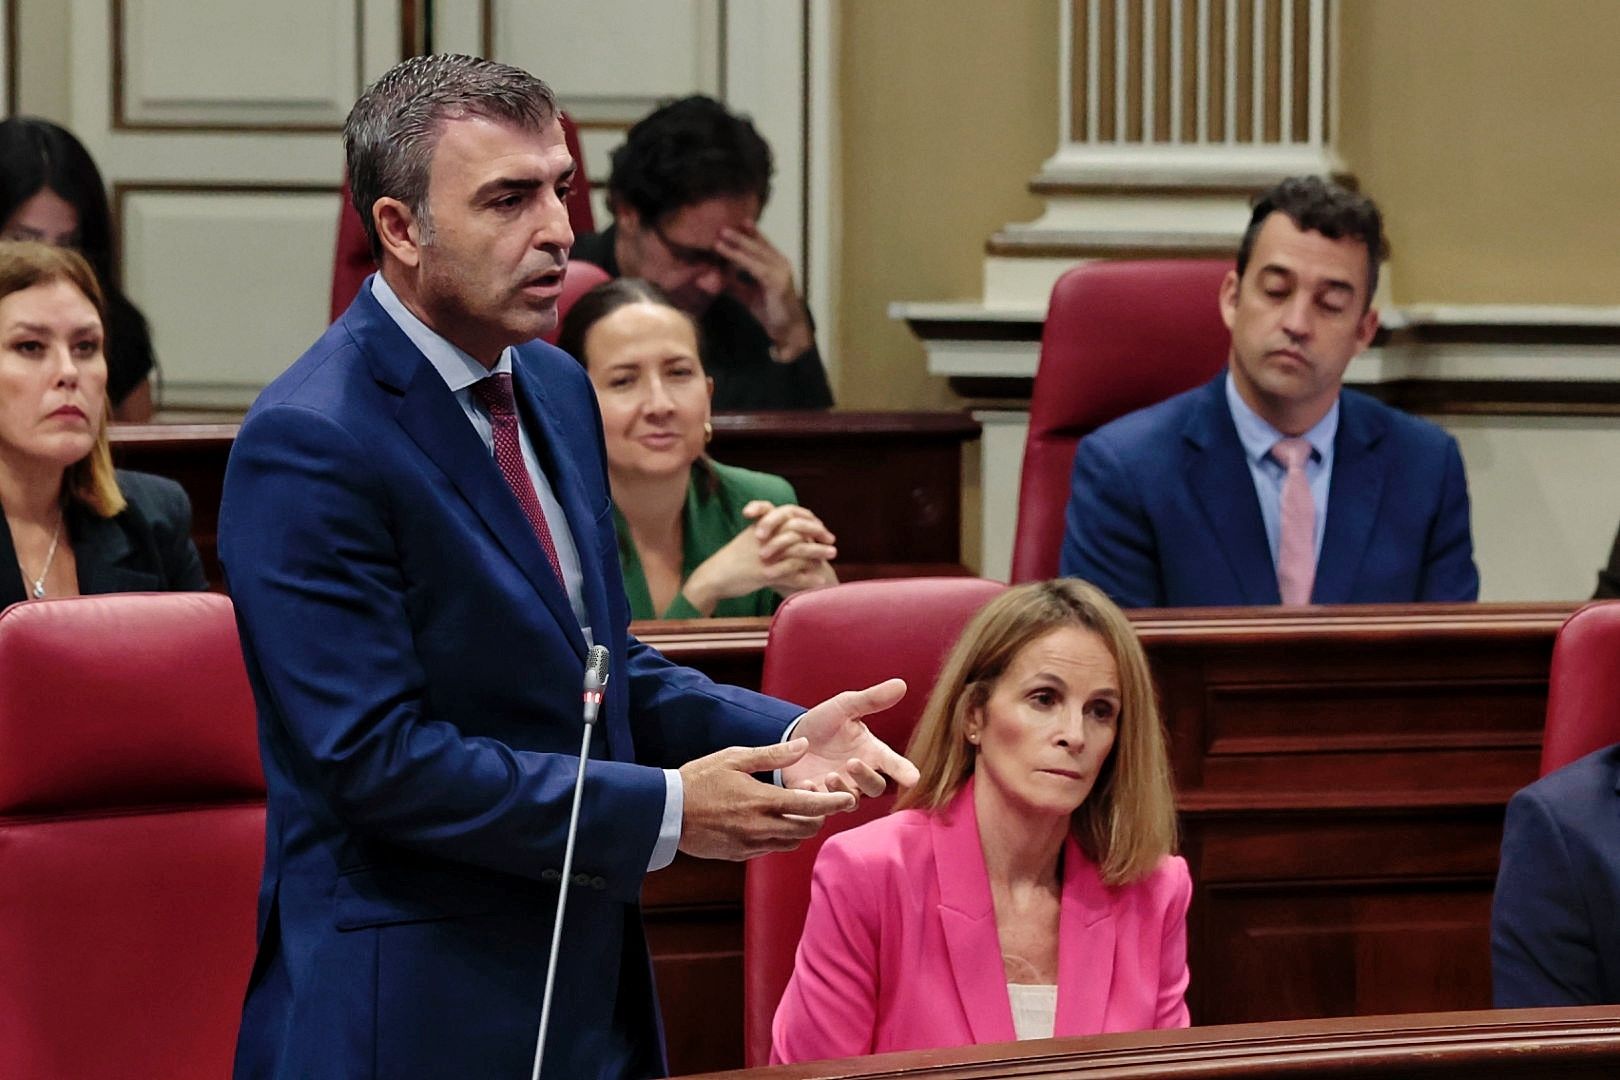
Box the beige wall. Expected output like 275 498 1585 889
1338 0 1620 305
14 0 72 122
836 1 1058 409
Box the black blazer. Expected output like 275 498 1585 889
0 469 208 607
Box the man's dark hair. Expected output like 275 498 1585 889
344 54 556 263
1236 176 1388 305
606 95 773 225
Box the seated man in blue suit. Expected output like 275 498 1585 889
220 55 914 1080
1059 176 1479 607
1492 743 1620 1006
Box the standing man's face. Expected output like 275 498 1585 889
615 193 762 316
388 115 575 365
1219 212 1379 435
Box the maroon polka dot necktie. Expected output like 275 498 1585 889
472 373 565 585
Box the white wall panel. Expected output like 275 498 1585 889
118 0 360 128
495 0 721 122
122 190 340 407
1442 415 1620 602
430 0 485 57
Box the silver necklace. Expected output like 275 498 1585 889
23 513 64 599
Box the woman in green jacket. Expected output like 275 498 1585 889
558 278 837 619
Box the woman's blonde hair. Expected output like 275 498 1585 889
895 579 1176 885
0 241 125 517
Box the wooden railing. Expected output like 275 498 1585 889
681 1007 1620 1079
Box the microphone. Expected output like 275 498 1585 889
581 644 608 725
531 644 610 1080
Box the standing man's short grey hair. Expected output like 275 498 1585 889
343 53 557 261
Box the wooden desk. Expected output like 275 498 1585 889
680 1007 1620 1079
634 603 1573 1075
108 411 980 587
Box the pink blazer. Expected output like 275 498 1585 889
770 777 1191 1063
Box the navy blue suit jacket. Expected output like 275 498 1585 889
1058 375 1479 607
1492 744 1620 1007
220 282 800 1079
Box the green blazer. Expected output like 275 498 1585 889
616 458 797 620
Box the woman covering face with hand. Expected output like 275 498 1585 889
771 579 1188 1063
558 278 837 619
0 242 205 603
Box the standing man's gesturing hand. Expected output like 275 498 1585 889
780 679 916 797
676 680 915 860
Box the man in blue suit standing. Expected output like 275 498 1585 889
221 55 913 1079
1492 743 1620 1006
1059 176 1478 607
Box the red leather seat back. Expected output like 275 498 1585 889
743 577 1007 1066
1011 259 1234 582
539 260 614 347
0 593 264 1080
1541 601 1620 775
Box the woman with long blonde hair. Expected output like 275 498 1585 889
0 242 204 602
772 579 1187 1063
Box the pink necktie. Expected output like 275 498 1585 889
1273 437 1315 605
473 373 565 585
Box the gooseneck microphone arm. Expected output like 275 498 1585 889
531 644 610 1080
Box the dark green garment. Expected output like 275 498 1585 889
616 458 798 619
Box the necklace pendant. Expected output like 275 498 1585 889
30 582 44 599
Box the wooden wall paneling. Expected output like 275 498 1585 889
1185 810 1505 1023
108 411 979 587
708 411 978 577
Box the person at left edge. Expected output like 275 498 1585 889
0 240 204 602
220 55 915 1080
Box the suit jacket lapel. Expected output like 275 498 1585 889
1183 378 1279 604
1053 837 1117 1036
932 779 1018 1046
1314 394 1386 604
72 507 161 594
352 290 588 659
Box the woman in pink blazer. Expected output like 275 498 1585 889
772 579 1189 1063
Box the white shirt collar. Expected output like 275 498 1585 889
370 273 514 389
1224 369 1339 465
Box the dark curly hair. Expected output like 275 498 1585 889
606 96 773 225
1237 176 1388 306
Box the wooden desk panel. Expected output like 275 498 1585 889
681 1007 1620 1079
108 411 980 588
634 603 1573 1074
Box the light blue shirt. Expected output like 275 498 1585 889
370 274 684 873
1224 371 1337 569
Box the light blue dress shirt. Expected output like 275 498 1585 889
1223 371 1337 569
371 274 685 872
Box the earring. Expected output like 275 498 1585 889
703 420 713 444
